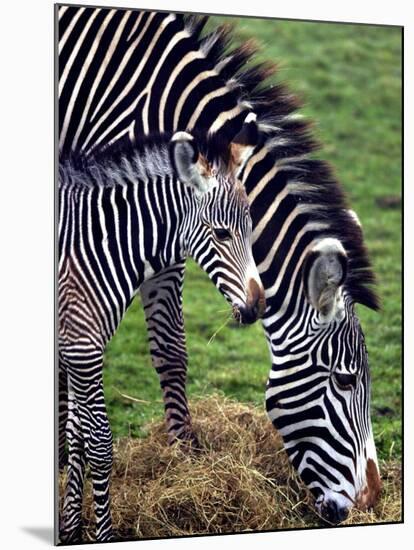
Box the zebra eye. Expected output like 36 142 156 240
213 228 232 241
333 372 357 389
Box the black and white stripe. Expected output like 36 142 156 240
58 4 381 534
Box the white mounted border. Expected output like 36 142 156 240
0 1 409 550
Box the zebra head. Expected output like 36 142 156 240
265 236 381 524
170 126 265 325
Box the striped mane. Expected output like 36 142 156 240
183 15 379 310
59 130 236 190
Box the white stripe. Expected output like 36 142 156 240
208 103 247 135
143 182 159 258
110 186 134 300
158 50 204 132
127 11 144 41
58 5 68 19
58 7 85 53
122 184 136 284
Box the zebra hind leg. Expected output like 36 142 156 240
140 264 200 449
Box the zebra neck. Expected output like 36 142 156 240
264 284 350 377
262 276 327 373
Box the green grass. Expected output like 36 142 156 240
103 18 402 461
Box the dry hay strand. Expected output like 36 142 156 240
59 394 402 542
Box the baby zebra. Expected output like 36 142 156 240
58 128 265 542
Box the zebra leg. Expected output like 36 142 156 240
80 375 113 541
58 363 68 470
140 263 199 448
61 353 114 542
60 382 86 543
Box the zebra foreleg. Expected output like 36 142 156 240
60 382 86 543
58 362 68 470
61 357 114 542
140 264 199 448
82 375 113 542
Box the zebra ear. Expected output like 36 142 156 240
230 113 259 172
170 132 210 195
303 238 348 322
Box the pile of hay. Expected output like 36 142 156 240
59 395 402 542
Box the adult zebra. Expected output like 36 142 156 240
57 4 381 533
59 129 264 541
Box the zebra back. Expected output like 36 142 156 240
58 6 263 156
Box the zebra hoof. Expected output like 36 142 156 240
96 529 115 542
59 449 68 471
169 430 202 452
59 522 83 544
184 435 202 453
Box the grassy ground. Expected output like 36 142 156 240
64 396 401 542
102 17 402 462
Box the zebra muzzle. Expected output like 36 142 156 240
319 499 349 524
235 278 266 325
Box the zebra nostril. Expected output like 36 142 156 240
238 304 259 325
321 500 349 524
336 505 349 523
